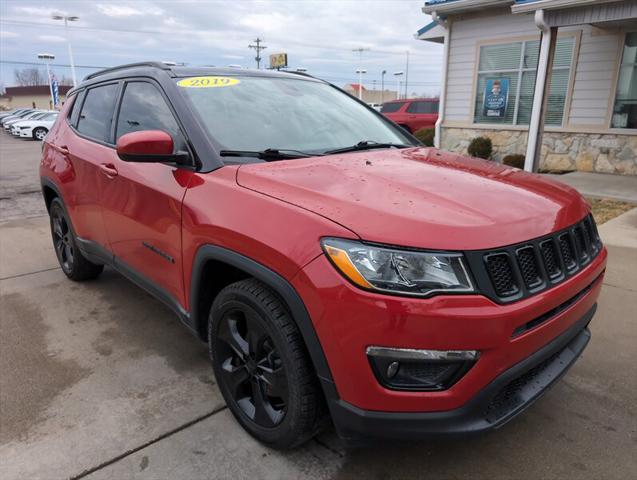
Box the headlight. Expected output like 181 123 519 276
321 238 474 297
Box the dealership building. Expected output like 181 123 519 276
0 85 71 110
418 0 637 175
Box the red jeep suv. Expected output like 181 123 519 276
381 97 439 133
40 63 606 449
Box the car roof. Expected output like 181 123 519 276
73 61 323 94
383 97 439 104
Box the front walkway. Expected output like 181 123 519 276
541 172 637 204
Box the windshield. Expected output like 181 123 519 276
176 75 414 158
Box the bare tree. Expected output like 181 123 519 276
13 68 47 86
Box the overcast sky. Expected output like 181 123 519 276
0 0 442 95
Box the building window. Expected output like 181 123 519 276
474 37 574 126
611 32 637 129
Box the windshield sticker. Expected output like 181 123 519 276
177 76 240 88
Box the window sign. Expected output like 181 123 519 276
483 78 509 118
473 37 574 126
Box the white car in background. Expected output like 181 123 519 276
3 110 48 131
11 112 59 140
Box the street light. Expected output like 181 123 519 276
37 53 55 109
355 69 367 100
394 71 404 100
381 70 387 104
51 14 79 87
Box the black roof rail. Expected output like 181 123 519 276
84 61 173 81
278 70 321 81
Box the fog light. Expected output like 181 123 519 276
366 346 478 391
386 361 400 378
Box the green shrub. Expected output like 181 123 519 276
502 154 525 169
467 136 493 160
414 128 435 146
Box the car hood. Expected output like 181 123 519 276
236 148 590 250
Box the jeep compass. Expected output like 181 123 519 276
40 62 606 449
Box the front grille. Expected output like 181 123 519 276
468 214 602 303
517 246 542 289
540 240 560 279
485 254 518 297
558 234 576 270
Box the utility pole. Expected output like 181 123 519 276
248 38 267 69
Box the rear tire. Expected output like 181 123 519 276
209 278 324 449
49 198 104 281
33 127 48 141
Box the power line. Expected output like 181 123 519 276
0 60 439 87
0 60 107 69
0 19 437 58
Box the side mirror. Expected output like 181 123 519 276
116 130 189 164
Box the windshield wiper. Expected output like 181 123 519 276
219 148 322 161
324 140 412 155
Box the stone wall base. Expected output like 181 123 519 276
441 127 637 175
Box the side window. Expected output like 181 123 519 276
116 82 185 151
77 84 119 142
68 91 85 127
406 101 422 113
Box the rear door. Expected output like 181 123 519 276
100 80 194 308
59 83 121 250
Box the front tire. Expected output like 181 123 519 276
209 278 324 449
33 127 48 141
49 198 104 281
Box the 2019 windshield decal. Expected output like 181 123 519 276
177 76 240 88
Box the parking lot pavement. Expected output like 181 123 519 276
1 132 635 479
0 133 47 220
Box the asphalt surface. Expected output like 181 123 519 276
0 133 636 479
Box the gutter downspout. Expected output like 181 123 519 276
432 11 449 149
524 9 557 172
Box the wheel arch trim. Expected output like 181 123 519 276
190 244 338 393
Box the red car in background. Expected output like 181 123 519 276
381 97 439 133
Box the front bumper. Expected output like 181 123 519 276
328 303 594 441
18 129 32 138
294 247 605 414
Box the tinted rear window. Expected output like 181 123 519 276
77 84 119 143
380 102 406 113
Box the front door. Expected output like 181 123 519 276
100 80 194 308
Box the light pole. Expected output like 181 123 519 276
52 14 79 87
381 70 386 104
352 47 370 100
355 69 367 100
394 71 404 100
38 53 55 109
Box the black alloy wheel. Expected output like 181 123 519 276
48 197 104 281
209 279 324 449
215 304 289 427
52 205 75 273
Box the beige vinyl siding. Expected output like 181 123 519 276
443 9 623 131
445 10 538 123
568 30 622 126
